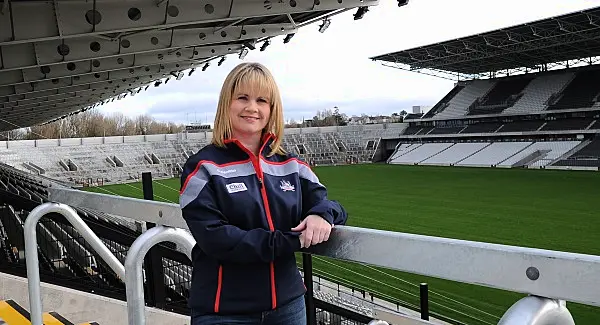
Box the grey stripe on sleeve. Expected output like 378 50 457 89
180 161 256 208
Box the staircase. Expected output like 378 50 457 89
0 300 98 325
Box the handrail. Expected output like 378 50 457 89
498 296 574 325
124 224 195 325
24 202 125 325
371 297 576 325
47 187 600 308
46 188 600 325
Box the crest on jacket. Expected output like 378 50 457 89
279 180 295 192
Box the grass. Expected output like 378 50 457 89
84 164 600 324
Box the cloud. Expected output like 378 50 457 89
99 0 600 124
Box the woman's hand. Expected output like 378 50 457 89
291 215 333 249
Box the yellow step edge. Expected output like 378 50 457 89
43 312 70 325
47 312 76 325
0 300 30 325
0 300 98 325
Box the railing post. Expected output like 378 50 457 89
125 225 196 325
24 202 125 325
141 172 166 309
303 253 317 325
420 283 429 321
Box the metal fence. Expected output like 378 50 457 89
0 170 379 325
2 163 600 324
44 182 600 325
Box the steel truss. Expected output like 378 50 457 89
0 0 381 131
371 6 600 81
381 56 600 81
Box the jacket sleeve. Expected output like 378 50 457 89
297 159 348 226
180 162 301 264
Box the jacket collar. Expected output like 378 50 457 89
224 132 276 157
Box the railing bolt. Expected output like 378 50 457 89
526 266 540 280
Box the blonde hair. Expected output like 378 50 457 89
212 62 285 156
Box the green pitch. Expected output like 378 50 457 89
85 164 600 324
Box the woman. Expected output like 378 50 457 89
179 62 348 325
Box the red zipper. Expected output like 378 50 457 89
229 136 278 309
251 152 277 309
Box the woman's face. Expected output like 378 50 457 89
229 88 271 138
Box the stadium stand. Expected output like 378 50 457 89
373 7 600 172
547 69 600 110
419 142 491 166
0 124 405 186
389 140 587 168
389 143 454 165
433 80 496 119
553 138 600 168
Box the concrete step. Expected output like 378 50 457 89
0 300 98 325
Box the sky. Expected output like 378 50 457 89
98 0 600 125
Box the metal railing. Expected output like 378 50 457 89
24 202 126 325
20 186 600 324
125 224 195 325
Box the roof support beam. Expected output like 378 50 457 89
0 0 377 46
0 108 80 130
53 0 63 37
1 77 154 112
0 61 204 121
0 23 294 74
399 26 600 73
0 43 242 87
0 61 192 99
1 76 162 105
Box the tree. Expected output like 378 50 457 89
0 129 26 140
332 107 348 126
18 108 185 140
135 114 153 135
285 118 301 128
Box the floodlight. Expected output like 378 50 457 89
283 33 295 43
354 7 368 20
243 41 256 51
260 39 270 52
239 47 249 60
319 18 330 33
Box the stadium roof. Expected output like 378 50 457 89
371 6 600 80
0 0 381 132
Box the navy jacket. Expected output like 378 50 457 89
179 133 348 315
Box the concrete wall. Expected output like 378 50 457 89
0 272 189 325
0 123 400 150
81 137 103 145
